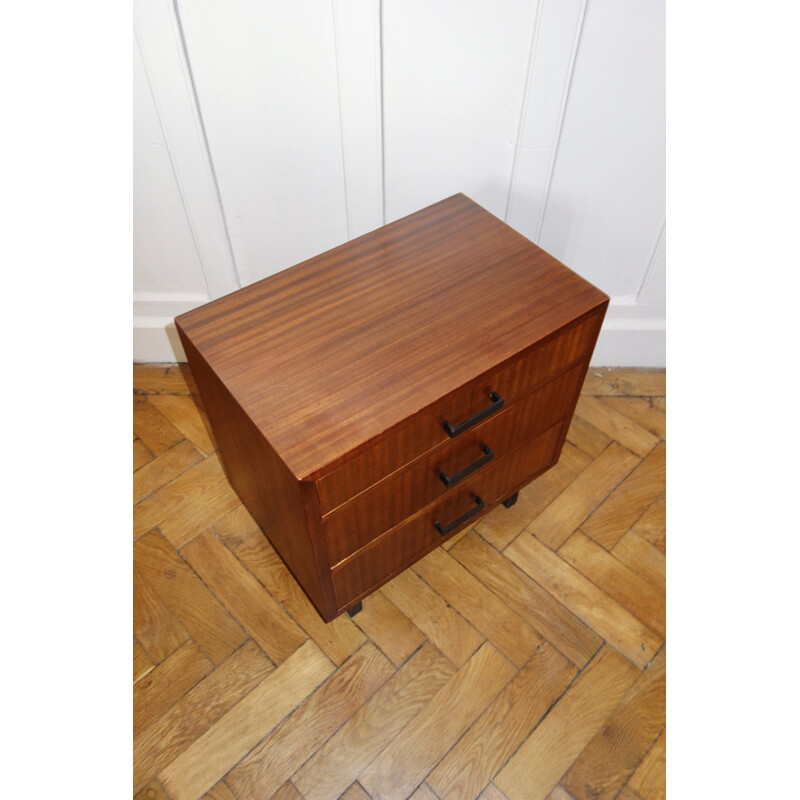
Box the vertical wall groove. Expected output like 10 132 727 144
536 0 588 241
331 0 352 240
636 217 666 300
134 25 211 299
504 0 543 223
378 0 387 226
170 0 241 290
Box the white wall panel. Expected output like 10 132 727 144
332 0 385 237
133 0 665 366
638 218 666 308
382 0 538 221
506 0 586 242
538 0 666 298
177 0 350 285
134 0 239 301
133 34 208 296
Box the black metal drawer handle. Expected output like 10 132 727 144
443 392 504 438
439 444 494 488
434 495 485 536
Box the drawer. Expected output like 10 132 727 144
323 361 585 566
316 310 602 514
331 420 564 609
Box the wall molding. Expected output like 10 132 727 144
134 317 188 363
591 297 666 367
133 292 207 361
133 292 208 318
592 321 666 368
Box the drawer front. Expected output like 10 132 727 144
317 310 601 513
323 361 585 566
331 420 564 609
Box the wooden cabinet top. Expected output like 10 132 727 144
175 194 608 481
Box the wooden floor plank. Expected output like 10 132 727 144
159 475 242 550
134 779 171 800
612 531 666 593
182 529 307 665
349 588 427 667
631 494 666 553
226 643 395 800
294 643 454 800
616 787 645 800
203 782 239 800
133 395 184 456
494 647 639 800
149 393 216 455
134 640 273 792
269 783 305 800
574 397 659 458
359 643 517 800
341 783 372 800
428 643 577 800
133 565 189 664
479 785 511 800
133 440 203 506
234 530 366 666
505 533 661 668
212 504 261 550
559 531 665 639
413 546 545 668
528 443 641 551
133 637 155 684
134 530 248 666
133 640 213 738
134 438 155 471
134 363 194 395
381 567 485 667
561 647 665 800
132 364 665 800
600 396 666 440
475 442 591 550
441 525 471 550
159 640 334 800
581 443 666 550
409 786 439 800
566 414 612 459
133 454 228 541
626 729 666 800
580 368 665 397
451 532 602 669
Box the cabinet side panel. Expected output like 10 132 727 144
177 326 335 619
548 300 609 467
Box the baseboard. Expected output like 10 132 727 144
591 317 666 367
133 293 208 362
133 317 187 362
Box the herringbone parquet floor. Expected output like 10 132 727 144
133 364 666 800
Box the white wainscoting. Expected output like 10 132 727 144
133 0 665 366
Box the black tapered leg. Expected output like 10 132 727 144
502 492 519 509
346 601 363 617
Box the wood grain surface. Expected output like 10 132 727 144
176 193 608 480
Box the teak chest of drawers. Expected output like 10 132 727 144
175 194 608 622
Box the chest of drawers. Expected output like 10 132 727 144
175 194 608 621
